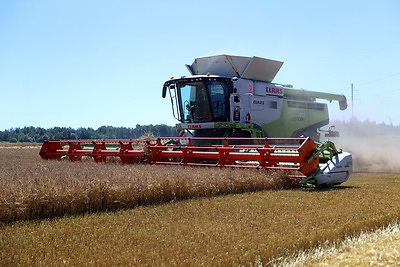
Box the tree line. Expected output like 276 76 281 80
0 124 178 143
1 117 399 143
332 117 400 138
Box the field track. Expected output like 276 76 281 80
1 146 400 265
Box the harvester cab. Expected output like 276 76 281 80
162 55 347 142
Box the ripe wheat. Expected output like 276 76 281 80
0 147 297 224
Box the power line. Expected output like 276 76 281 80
336 71 400 95
334 39 400 93
357 72 400 87
346 39 400 67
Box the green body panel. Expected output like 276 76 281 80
261 99 329 139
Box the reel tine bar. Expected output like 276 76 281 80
39 137 319 177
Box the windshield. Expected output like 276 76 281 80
177 79 230 123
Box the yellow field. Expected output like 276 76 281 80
1 146 400 265
272 220 400 266
0 147 295 224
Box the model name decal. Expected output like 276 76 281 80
290 113 305 121
253 100 264 105
290 117 304 121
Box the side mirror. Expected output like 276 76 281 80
162 85 167 98
162 83 175 98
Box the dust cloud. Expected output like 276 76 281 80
323 135 400 173
337 137 400 173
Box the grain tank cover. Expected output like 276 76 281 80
186 55 284 83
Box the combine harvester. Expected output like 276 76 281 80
40 55 353 186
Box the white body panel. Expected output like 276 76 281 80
230 78 284 125
251 95 283 126
315 152 353 185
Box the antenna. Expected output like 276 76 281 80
351 83 360 118
351 83 354 118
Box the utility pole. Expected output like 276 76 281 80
351 83 354 118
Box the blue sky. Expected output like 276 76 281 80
1 0 399 130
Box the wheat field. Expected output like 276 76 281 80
0 146 297 224
270 220 400 266
1 145 400 265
